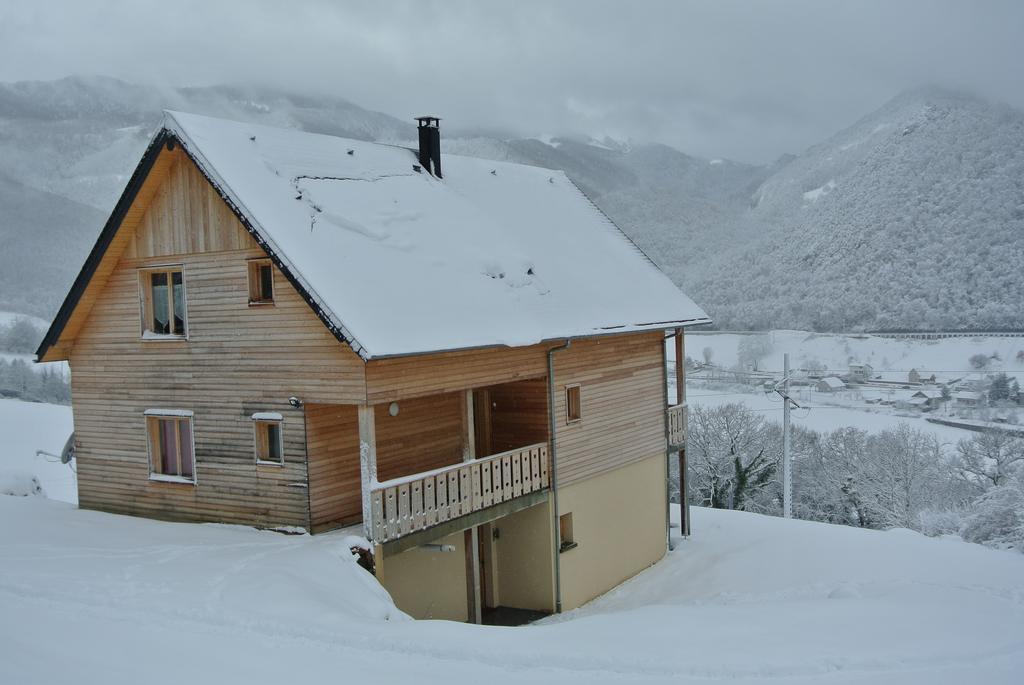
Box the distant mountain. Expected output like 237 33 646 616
1 77 1022 331
693 86 1024 330
0 172 105 316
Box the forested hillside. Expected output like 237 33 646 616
692 87 1024 330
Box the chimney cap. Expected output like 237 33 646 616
415 116 441 126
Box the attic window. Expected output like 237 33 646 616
248 259 275 305
565 384 582 424
140 266 187 338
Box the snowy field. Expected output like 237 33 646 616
687 389 976 443
2 398 1024 684
685 330 1024 380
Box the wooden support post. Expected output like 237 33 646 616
461 389 476 463
674 328 689 537
462 389 483 624
465 526 482 624
358 405 378 541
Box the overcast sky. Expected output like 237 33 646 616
1 0 1022 162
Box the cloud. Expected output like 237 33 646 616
2 0 1022 163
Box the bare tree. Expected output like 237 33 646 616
688 403 780 512
956 431 1024 489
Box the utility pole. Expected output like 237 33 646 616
783 353 792 519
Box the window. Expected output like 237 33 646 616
145 410 195 483
248 259 275 304
559 512 576 552
140 267 187 337
253 413 284 466
565 384 582 424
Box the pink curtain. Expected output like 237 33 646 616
159 420 177 474
178 420 194 478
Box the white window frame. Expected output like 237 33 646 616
138 264 189 340
252 412 285 467
144 409 197 484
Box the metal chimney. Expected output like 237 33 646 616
415 116 441 178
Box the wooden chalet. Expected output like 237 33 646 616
36 111 710 622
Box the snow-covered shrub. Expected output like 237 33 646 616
0 470 44 497
959 479 1024 552
917 509 963 537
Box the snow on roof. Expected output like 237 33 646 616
954 391 984 401
819 376 846 388
163 111 710 359
912 389 944 399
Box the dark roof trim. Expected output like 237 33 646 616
35 127 364 363
35 129 172 361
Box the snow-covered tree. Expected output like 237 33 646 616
687 403 780 512
955 431 1024 489
848 425 948 530
737 334 773 371
960 477 1024 552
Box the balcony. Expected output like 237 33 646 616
667 402 687 450
369 442 549 544
304 378 551 544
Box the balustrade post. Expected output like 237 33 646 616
358 404 378 541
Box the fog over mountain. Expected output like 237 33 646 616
1 76 1022 331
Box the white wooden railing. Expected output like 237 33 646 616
369 442 549 543
667 403 687 450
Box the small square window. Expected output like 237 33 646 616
140 267 187 337
565 384 582 424
146 411 195 483
248 259 275 304
253 416 284 466
559 512 576 552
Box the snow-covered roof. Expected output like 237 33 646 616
819 377 846 389
912 389 944 399
954 391 984 401
162 111 710 359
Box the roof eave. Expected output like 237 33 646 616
363 316 713 361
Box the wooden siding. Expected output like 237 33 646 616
374 392 464 482
552 333 667 486
68 150 366 529
306 403 361 531
365 344 548 403
487 378 548 455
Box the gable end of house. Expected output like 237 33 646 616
35 128 368 363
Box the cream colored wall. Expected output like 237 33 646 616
377 531 468 621
492 501 556 612
556 452 667 610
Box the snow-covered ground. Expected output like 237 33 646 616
2 398 1024 683
688 389 976 442
0 398 76 502
686 329 1024 381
